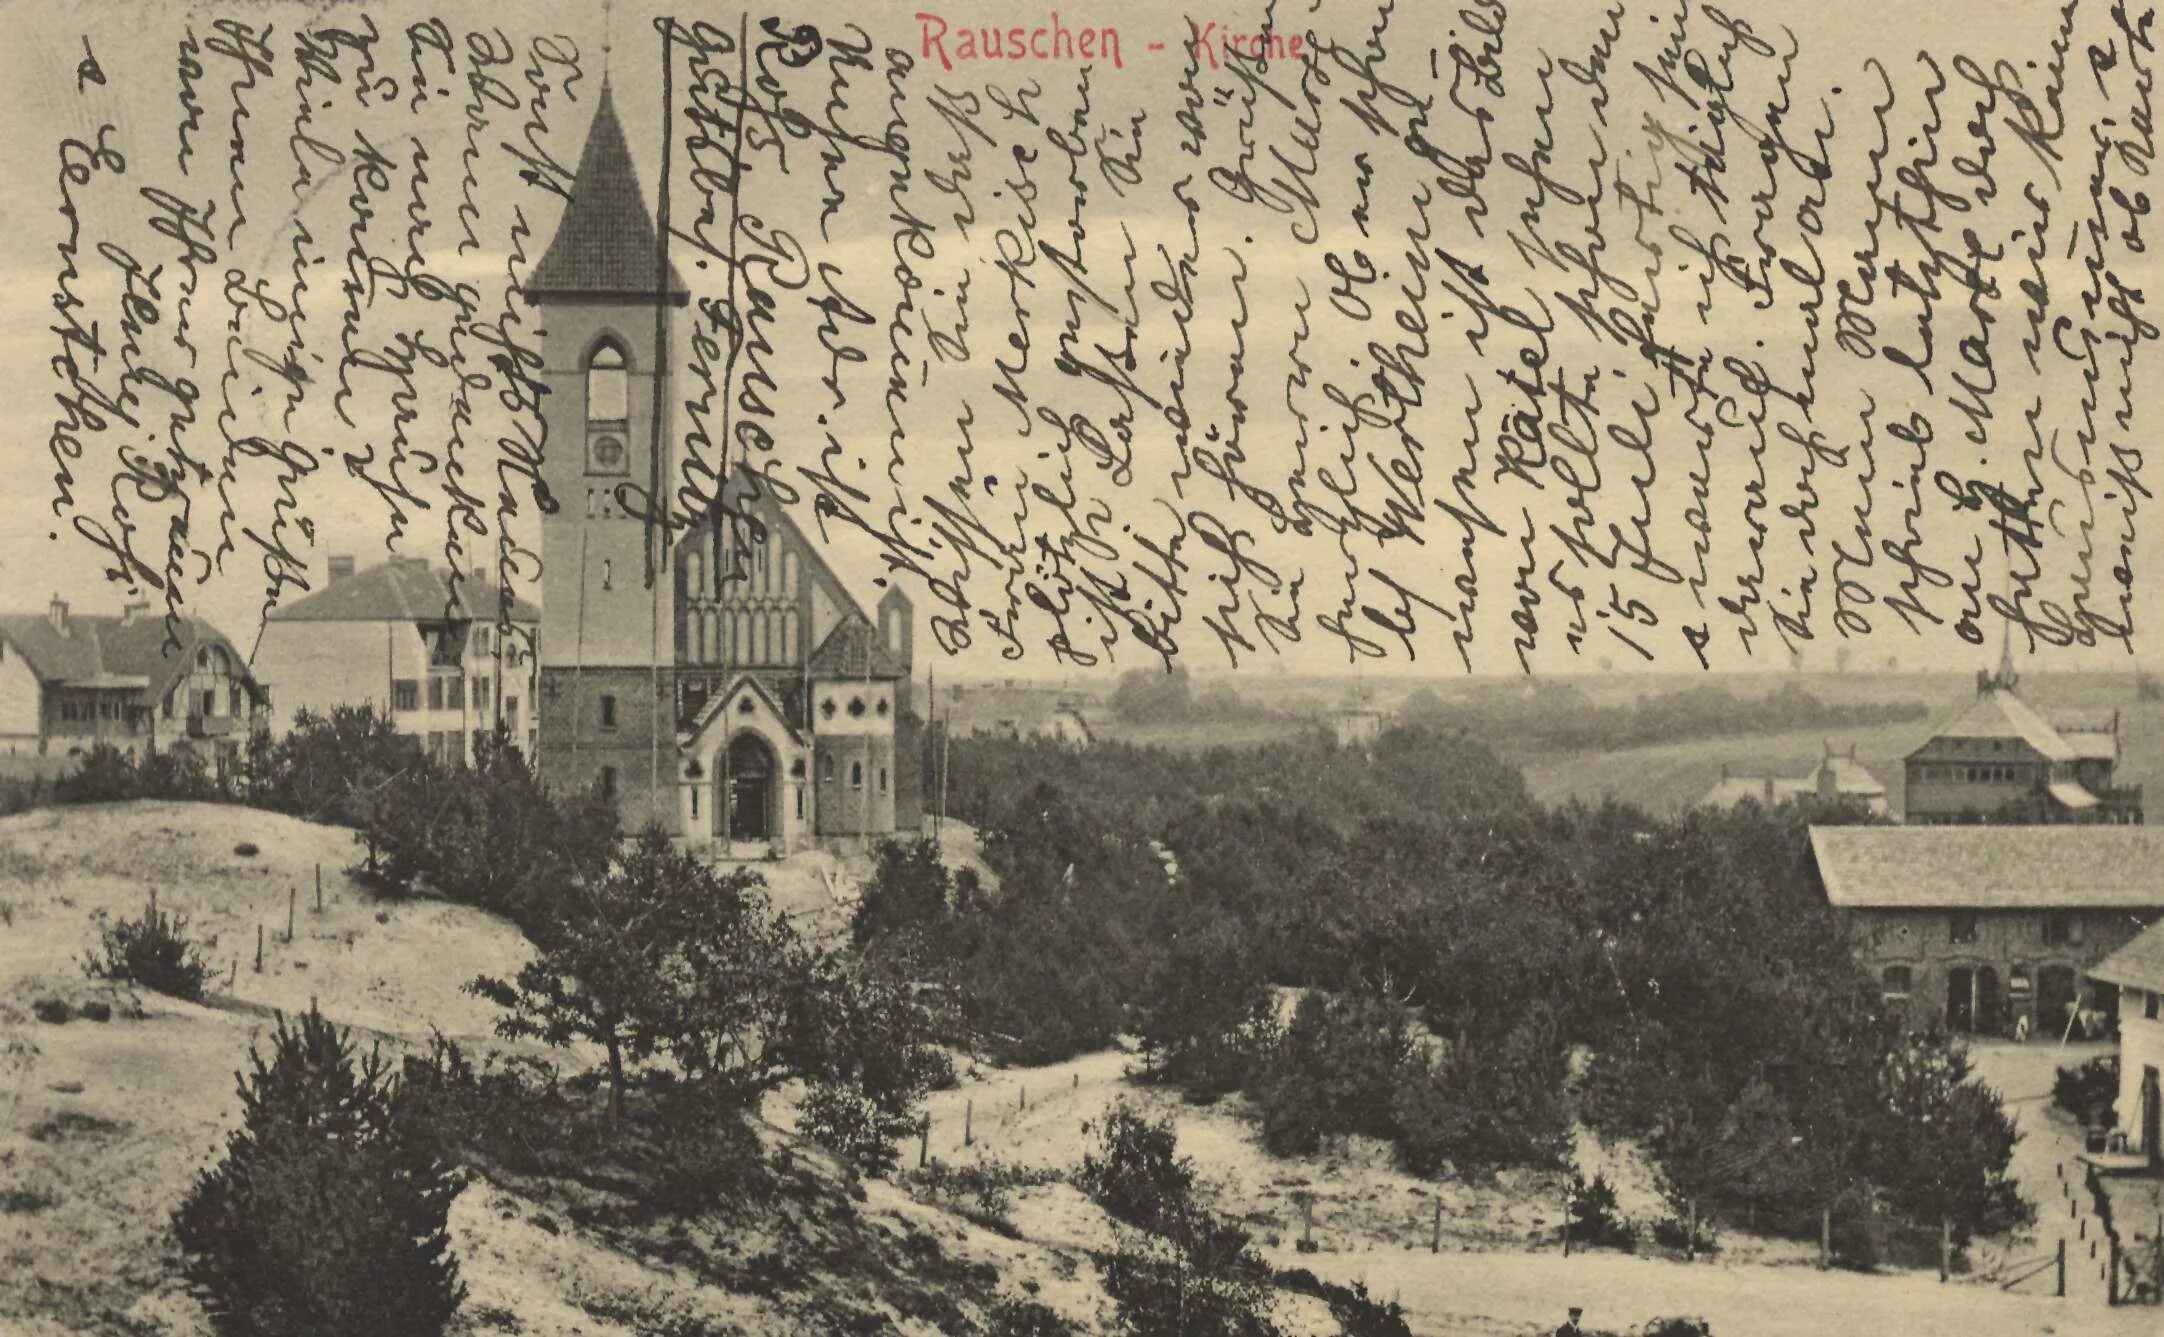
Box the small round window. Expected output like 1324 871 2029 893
589 435 627 474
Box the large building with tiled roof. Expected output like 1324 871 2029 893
1901 658 2141 824
522 84 920 850
251 555 540 765
0 596 267 768
1814 824 2164 1038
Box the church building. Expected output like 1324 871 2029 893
523 83 922 851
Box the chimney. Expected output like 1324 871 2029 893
326 555 356 581
47 596 68 636
119 599 150 626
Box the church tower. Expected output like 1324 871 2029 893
525 80 925 851
524 81 688 832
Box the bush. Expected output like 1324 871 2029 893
800 1080 918 1179
1272 1269 1411 1337
1567 1171 1636 1252
397 1039 763 1216
173 1007 464 1337
82 904 210 1001
907 1160 1059 1236
1253 989 1419 1157
1132 921 1279 1101
1392 1015 1571 1180
1095 1235 1280 1337
1076 1103 1201 1237
1650 1211 1719 1258
851 838 952 946
2053 1055 2119 1126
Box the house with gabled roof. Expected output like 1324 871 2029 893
520 83 922 852
0 596 267 768
1901 658 2141 824
1700 743 1890 817
2090 920 2164 1167
1814 825 2164 1038
250 555 541 766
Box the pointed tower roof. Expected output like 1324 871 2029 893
523 83 688 304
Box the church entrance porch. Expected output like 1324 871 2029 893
677 673 808 854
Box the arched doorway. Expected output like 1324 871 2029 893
1947 966 1975 1033
723 732 776 842
2038 965 2079 1040
1974 966 2001 1036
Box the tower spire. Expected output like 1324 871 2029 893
601 0 614 85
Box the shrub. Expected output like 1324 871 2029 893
800 1079 917 1179
1567 1171 1636 1252
907 1160 1059 1235
173 1007 464 1337
851 838 952 946
82 904 210 1001
1076 1103 1200 1237
1095 1233 1279 1337
2053 1055 2119 1126
1650 1211 1719 1258
1132 921 1279 1101
1253 988 1419 1158
1392 1015 1571 1180
1272 1269 1411 1337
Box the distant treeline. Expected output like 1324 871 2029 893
1398 681 1928 753
1109 664 1267 725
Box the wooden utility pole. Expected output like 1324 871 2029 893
315 863 323 912
1430 1199 1442 1254
1939 1217 1950 1282
1819 1206 1831 1270
286 886 296 942
254 925 264 973
918 1116 930 1169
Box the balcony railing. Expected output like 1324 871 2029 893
186 713 238 739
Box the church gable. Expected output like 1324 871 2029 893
672 480 877 674
679 672 803 753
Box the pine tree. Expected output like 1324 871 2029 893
173 1007 464 1336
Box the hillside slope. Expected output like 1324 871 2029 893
0 802 1327 1337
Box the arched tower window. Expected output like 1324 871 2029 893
586 340 630 475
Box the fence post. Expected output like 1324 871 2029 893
315 863 323 913
1687 1200 1698 1263
2057 1238 2066 1298
254 925 263 973
1939 1216 1950 1282
918 1115 930 1169
964 1098 973 1148
1430 1198 1441 1254
286 886 296 942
